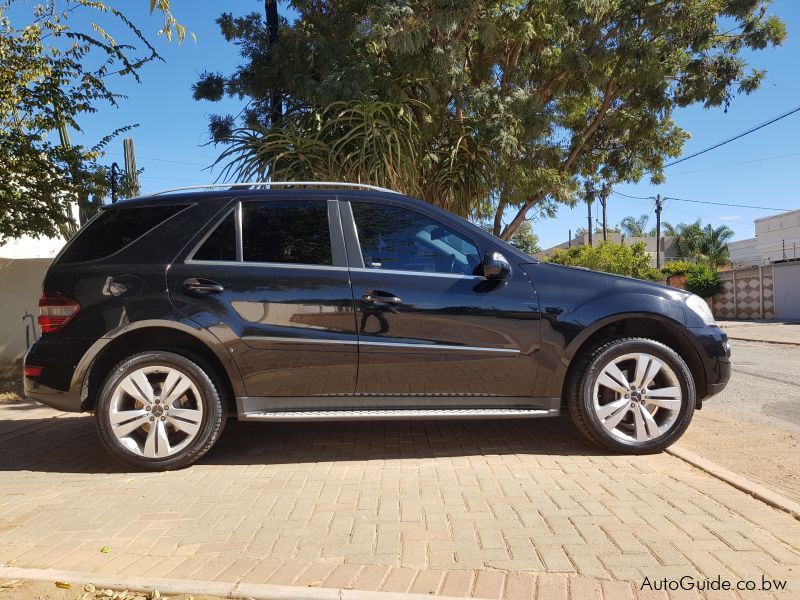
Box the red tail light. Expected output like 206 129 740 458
24 365 43 378
38 292 80 334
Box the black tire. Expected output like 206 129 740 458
567 337 696 454
95 351 225 470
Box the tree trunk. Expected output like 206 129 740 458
265 0 282 125
492 197 506 236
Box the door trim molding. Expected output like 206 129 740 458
240 335 520 354
360 340 519 354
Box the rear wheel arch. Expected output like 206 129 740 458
560 315 707 407
81 325 239 414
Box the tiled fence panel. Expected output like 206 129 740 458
710 266 775 320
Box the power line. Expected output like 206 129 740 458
663 195 790 212
670 150 800 176
663 104 800 168
612 190 654 200
613 188 790 212
105 152 209 168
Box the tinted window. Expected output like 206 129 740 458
193 210 236 261
351 202 480 274
242 200 332 265
58 205 185 264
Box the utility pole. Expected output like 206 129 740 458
599 183 611 241
655 194 663 269
123 138 140 196
601 196 607 241
568 229 572 248
587 199 593 246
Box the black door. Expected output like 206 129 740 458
341 198 542 402
167 197 358 402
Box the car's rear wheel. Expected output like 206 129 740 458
568 337 695 454
95 351 225 470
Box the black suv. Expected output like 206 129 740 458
24 183 731 470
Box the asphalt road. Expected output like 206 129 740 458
702 338 800 432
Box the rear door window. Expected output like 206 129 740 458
57 205 185 264
192 210 237 261
242 199 332 265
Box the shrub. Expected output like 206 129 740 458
546 241 660 280
660 261 721 298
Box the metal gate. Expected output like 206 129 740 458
773 262 800 320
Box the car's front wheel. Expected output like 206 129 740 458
568 337 695 454
95 351 225 470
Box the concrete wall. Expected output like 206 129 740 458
710 266 775 320
0 258 51 374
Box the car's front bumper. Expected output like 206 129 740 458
687 325 731 400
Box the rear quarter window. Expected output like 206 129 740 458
56 205 186 264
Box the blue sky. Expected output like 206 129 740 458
15 0 800 249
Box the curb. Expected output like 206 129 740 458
726 335 800 347
0 566 480 600
667 445 800 521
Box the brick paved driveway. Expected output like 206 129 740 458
1 400 799 599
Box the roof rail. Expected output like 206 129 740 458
148 181 401 196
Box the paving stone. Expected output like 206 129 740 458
2 409 800 599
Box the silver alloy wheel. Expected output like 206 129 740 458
592 352 683 443
109 366 204 458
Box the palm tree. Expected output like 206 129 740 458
649 221 677 236
674 220 734 267
213 100 495 219
700 223 735 268
618 214 650 237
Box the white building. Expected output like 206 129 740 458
0 234 67 373
729 209 800 266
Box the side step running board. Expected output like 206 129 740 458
238 408 560 422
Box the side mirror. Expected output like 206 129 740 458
482 251 511 280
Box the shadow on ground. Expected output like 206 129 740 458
0 412 606 474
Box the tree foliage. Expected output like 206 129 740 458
0 0 160 243
546 241 659 280
661 260 721 297
618 213 678 236
619 214 651 237
507 220 541 256
196 0 785 239
674 220 734 267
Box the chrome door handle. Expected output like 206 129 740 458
183 277 224 296
363 292 403 305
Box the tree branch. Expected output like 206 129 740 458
499 77 618 240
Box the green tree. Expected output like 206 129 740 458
195 1 785 240
698 223 735 267
547 241 659 280
661 260 721 297
508 220 541 256
619 214 650 237
479 217 541 255
648 221 677 236
1 0 161 243
673 220 733 266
